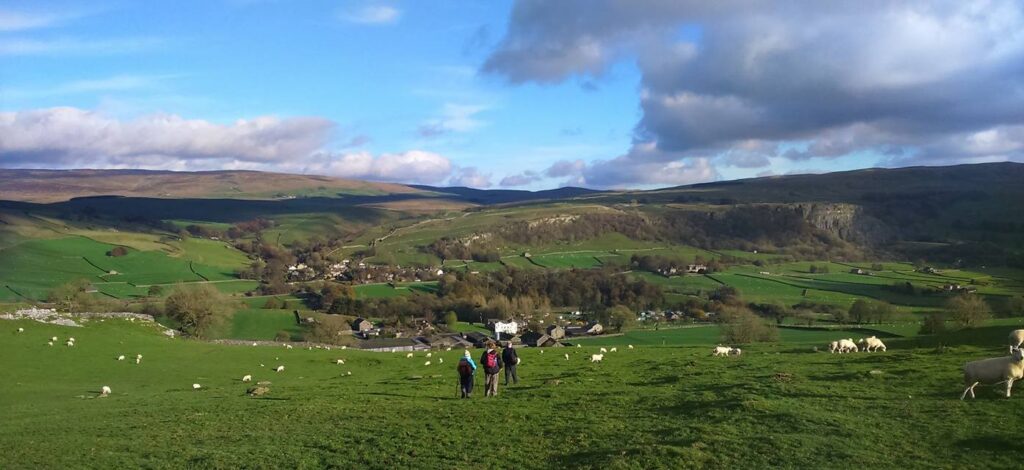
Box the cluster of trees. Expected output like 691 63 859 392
424 237 500 262
106 246 129 257
184 218 275 241
47 279 123 313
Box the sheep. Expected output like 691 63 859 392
540 350 544 354
336 359 345 365
424 361 432 366
100 386 111 397
65 340 74 347
600 347 608 353
438 357 444 364
17 327 24 333
325 346 331 351
426 352 432 358
576 344 582 348
610 347 618 353
828 341 839 354
863 336 887 352
252 342 258 347
51 336 58 342
47 341 53 346
192 383 202 390
346 371 352 376
564 353 570 360
628 344 634 350
68 337 75 342
713 346 734 357
961 347 1024 399
406 352 414 358
285 344 293 350
445 347 452 351
729 348 743 356
590 354 604 363
1010 330 1024 350
838 339 859 353
135 354 142 365
242 375 252 382
341 346 347 350
275 365 285 372
117 355 125 361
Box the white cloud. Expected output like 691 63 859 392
449 167 492 188
499 170 541 187
298 150 455 184
0 36 165 56
340 5 401 25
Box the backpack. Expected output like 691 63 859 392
485 352 498 369
457 360 473 376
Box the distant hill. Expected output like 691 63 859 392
0 169 424 203
409 185 600 205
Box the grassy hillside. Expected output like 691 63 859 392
3 318 1024 468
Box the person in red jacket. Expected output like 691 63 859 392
480 341 503 397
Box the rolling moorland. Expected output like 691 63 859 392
2 163 1024 467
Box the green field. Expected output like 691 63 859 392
229 308 307 341
3 318 1024 468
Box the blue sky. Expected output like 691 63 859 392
2 1 1023 189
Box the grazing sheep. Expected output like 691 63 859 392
47 341 53 346
406 352 414 358
828 341 840 354
285 344 293 350
564 353 570 360
628 345 634 350
346 371 352 376
961 347 1024 399
590 354 604 363
65 340 74 347
68 337 75 342
100 386 111 396
135 354 142 364
252 342 258 347
610 347 618 353
600 348 608 353
341 346 347 350
424 361 432 366
242 375 252 382
729 348 743 356
576 344 582 349
446 347 452 351
426 352 432 358
336 359 345 365
17 327 24 333
192 384 202 390
51 336 58 342
1010 330 1024 349
838 339 859 353
438 357 444 364
862 336 887 352
117 355 125 361
713 346 734 357
540 350 544 354
275 365 285 372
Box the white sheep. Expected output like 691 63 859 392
65 340 74 347
135 355 142 364
540 350 544 354
192 383 201 390
341 346 347 350
828 341 839 354
438 357 444 364
426 352 432 358
424 361 432 366
252 342 258 347
285 344 293 350
100 386 111 396
610 347 618 353
242 375 252 382
17 327 24 333
68 337 75 343
445 347 452 351
47 341 53 346
628 344 634 350
51 336 58 342
961 347 1024 399
336 359 345 365
346 371 352 376
600 347 608 353
862 336 887 352
1010 330 1024 350
838 339 859 353
590 354 604 363
713 346 734 357
564 353 570 360
576 344 581 348
117 355 125 361
729 348 743 356
275 365 285 372
406 352 414 358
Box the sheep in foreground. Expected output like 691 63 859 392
117 355 125 361
590 354 604 362
838 339 859 353
713 346 734 357
861 336 887 352
1010 330 1024 350
828 341 839 354
100 386 111 397
192 384 202 390
275 365 285 372
961 347 1024 399
242 375 252 382
729 348 743 356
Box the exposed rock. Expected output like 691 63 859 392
247 386 270 397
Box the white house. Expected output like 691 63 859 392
492 321 519 340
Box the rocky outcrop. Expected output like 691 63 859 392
796 203 894 245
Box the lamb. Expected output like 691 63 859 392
713 346 734 357
275 365 285 372
47 341 53 346
424 361 432 366
862 336 887 352
564 353 570 360
17 327 24 333
336 359 345 365
1010 330 1024 350
406 353 414 358
192 383 202 390
961 347 1024 399
729 348 743 356
610 347 618 353
51 336 58 342
600 348 608 353
117 355 125 361
100 386 111 396
65 340 74 347
242 375 252 382
438 357 444 364
628 345 634 350
426 352 432 358
590 354 604 362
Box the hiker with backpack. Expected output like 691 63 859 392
480 341 503 397
456 350 477 399
502 341 520 386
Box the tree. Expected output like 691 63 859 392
848 299 872 324
147 285 163 297
947 294 991 329
720 306 778 344
106 246 129 257
443 311 458 327
164 284 235 338
606 305 637 332
919 312 947 335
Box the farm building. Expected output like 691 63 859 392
546 325 565 339
463 332 492 348
358 338 427 352
487 320 519 340
428 334 474 350
565 322 604 336
351 318 373 333
685 264 707 274
521 332 561 348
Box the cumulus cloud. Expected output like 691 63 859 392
0 107 459 184
485 0 1024 179
449 167 493 188
543 143 718 188
499 170 541 187
340 5 401 25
